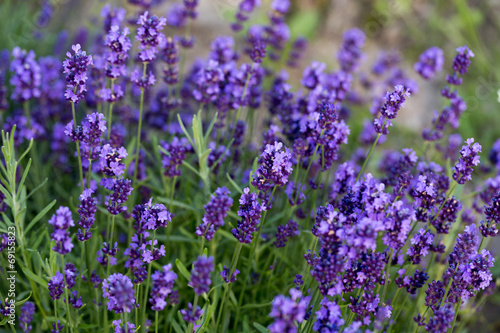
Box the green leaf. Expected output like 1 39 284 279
25 177 48 201
181 160 201 177
15 292 32 306
157 197 200 212
171 318 184 333
178 114 195 149
226 173 243 195
21 267 47 287
253 322 270 333
16 158 31 200
204 112 218 143
0 316 9 325
175 259 192 280
24 199 56 234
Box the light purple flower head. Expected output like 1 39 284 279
452 138 481 184
136 11 167 62
102 273 136 313
414 47 444 79
63 44 93 103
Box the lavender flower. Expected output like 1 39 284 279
274 220 299 248
180 303 203 323
246 25 267 63
269 288 310 333
379 85 411 120
407 228 434 264
19 301 35 332
189 255 214 295
101 5 126 32
196 187 233 241
313 298 345 332
220 265 240 283
10 48 41 102
104 25 131 79
52 321 64 333
252 141 293 191
68 290 83 309
232 0 262 31
102 273 136 313
101 177 133 215
77 188 97 241
481 191 500 237
452 138 481 184
150 264 177 311
48 271 65 300
452 45 475 75
99 144 128 177
449 224 478 265
112 320 136 333
337 28 365 73
192 60 224 103
63 44 93 103
232 188 267 243
136 11 166 62
48 206 75 255
414 47 444 79
425 303 454 333
97 242 119 267
160 136 188 178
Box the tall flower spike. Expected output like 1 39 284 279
414 47 444 80
189 255 214 295
452 138 481 184
103 25 131 80
251 141 293 191
269 288 310 333
232 187 267 244
102 273 136 313
76 188 97 242
150 264 177 311
19 301 35 333
99 144 128 177
63 44 93 103
48 206 75 255
196 187 233 241
48 271 65 300
136 11 166 62
481 191 500 237
10 47 41 102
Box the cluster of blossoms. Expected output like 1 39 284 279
63 44 93 103
232 188 267 243
196 187 233 241
49 206 75 254
102 273 136 313
10 47 41 102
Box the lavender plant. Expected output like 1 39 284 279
0 1 499 333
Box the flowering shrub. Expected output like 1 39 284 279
0 1 498 333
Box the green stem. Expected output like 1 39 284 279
61 255 74 333
356 128 384 183
187 294 199 333
71 101 84 189
107 79 115 141
133 63 148 188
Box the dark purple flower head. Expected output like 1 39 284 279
313 298 345 332
452 45 474 75
414 47 444 79
196 187 233 241
167 3 187 28
10 47 41 102
220 265 240 283
269 288 310 333
246 25 267 63
232 187 267 243
452 138 481 184
337 28 365 73
49 206 75 255
102 273 136 313
449 224 478 265
101 177 133 215
97 242 120 267
318 102 339 131
150 264 177 311
101 5 126 32
425 303 454 333
130 67 156 89
112 319 136 333
20 301 35 333
82 112 107 148
180 303 203 323
481 191 500 237
136 11 166 62
274 220 299 248
68 290 83 309
252 141 293 191
160 136 188 178
77 188 97 237
407 228 434 264
192 60 224 103
104 25 132 79
379 85 411 120
63 44 93 103
432 196 462 234
372 51 400 75
99 144 128 177
287 37 308 68
48 271 65 300
189 255 214 295
301 61 325 90
51 321 64 333
209 36 236 65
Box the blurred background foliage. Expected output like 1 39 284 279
2 0 500 330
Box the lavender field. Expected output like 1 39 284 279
1 0 500 332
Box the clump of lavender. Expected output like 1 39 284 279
269 288 310 333
425 303 454 333
313 298 345 332
150 264 177 311
63 44 93 103
189 255 214 295
101 177 133 215
274 220 299 248
452 138 481 184
48 206 74 255
252 141 293 191
374 85 411 135
414 47 444 79
10 47 41 102
102 273 136 313
196 187 233 241
232 187 267 243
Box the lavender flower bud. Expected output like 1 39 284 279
452 138 481 184
63 44 93 103
196 187 233 241
189 255 214 295
102 273 136 313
